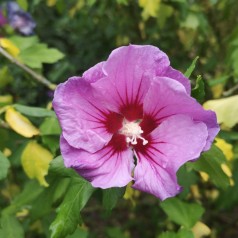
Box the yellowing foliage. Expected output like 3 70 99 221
215 138 234 161
192 221 211 238
123 182 140 206
215 138 234 186
190 185 201 199
16 208 29 218
199 171 209 182
3 148 12 157
0 38 20 57
5 107 40 138
69 0 85 17
21 141 53 187
211 84 224 99
221 164 232 177
46 0 57 7
0 95 13 106
203 95 238 128
139 0 161 20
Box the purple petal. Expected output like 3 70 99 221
0 10 7 26
132 156 181 200
133 115 208 200
60 136 134 188
7 2 36 35
82 62 106 83
143 77 219 151
92 45 169 113
53 77 114 153
9 12 36 35
7 2 21 15
162 66 191 94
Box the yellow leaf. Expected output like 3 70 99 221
0 95 13 106
192 221 211 238
1 183 20 200
30 220 44 233
3 147 12 157
139 0 161 20
230 178 235 186
215 138 234 161
116 35 130 46
46 101 53 110
205 189 219 200
21 141 53 187
211 83 224 98
69 0 85 17
123 182 140 206
5 107 40 138
30 220 44 234
221 164 232 177
203 95 238 128
199 171 209 182
0 38 20 57
190 184 201 199
16 208 29 218
46 0 57 7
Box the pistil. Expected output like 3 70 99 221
120 120 148 145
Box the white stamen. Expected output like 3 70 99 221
120 120 148 145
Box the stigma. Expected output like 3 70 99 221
120 120 148 145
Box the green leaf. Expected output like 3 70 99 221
102 187 126 211
49 156 77 178
106 227 129 238
219 130 238 141
9 141 28 167
216 160 238 209
52 178 71 203
181 13 199 29
157 3 173 28
0 95 13 107
66 227 88 238
0 215 24 238
2 181 44 216
10 36 39 51
40 117 61 135
19 43 64 68
50 177 95 238
87 0 97 6
0 151 10 180
190 144 230 189
159 229 194 238
30 178 63 220
159 231 177 238
177 165 198 198
191 75 205 102
184 56 199 78
14 104 56 118
160 197 204 228
42 136 60 154
116 0 128 5
0 66 13 88
176 229 194 238
207 75 229 87
16 0 28 11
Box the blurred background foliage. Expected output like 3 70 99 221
0 0 238 238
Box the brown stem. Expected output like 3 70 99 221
0 46 56 90
223 83 238 96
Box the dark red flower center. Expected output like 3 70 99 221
103 103 158 153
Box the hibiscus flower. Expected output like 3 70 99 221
53 45 219 200
0 9 7 27
7 1 36 35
